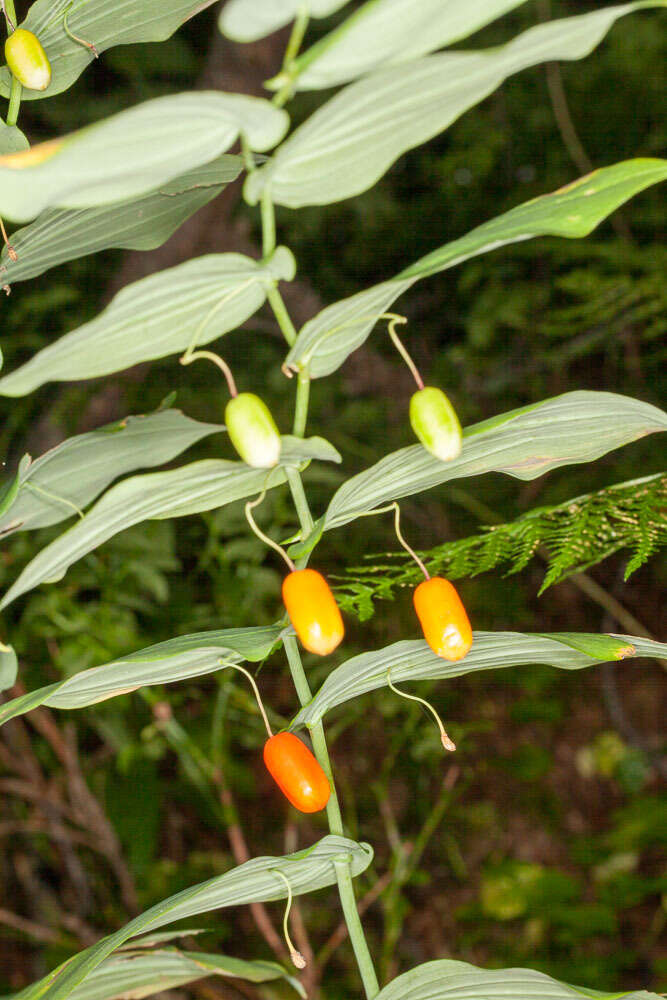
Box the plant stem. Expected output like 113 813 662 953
334 859 382 996
3 0 21 127
292 366 310 437
261 189 276 258
283 467 380 999
252 108 379 1000
282 367 380 997
266 284 298 346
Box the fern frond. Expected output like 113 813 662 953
334 473 667 620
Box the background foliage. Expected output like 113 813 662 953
0 1 665 998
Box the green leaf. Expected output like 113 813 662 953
0 434 339 609
0 121 29 155
375 959 661 999
53 948 307 1000
0 408 222 536
247 3 665 208
0 1 221 101
291 633 666 728
538 633 643 662
284 158 667 377
0 155 244 285
219 0 348 43
0 92 288 222
285 0 530 91
0 644 18 692
12 836 373 1000
335 474 667 620
324 392 667 530
0 626 285 726
0 248 296 393
281 435 342 465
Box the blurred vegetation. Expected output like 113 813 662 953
0 2 665 998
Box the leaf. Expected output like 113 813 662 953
0 121 29 155
539 633 640 661
0 248 296 393
284 158 667 377
291 632 666 728
219 0 349 43
284 0 531 91
57 949 307 1000
0 434 339 609
0 645 18 692
0 408 222 536
12 836 373 1000
281 435 342 465
0 92 288 222
324 391 667 530
246 3 665 209
374 959 662 1000
0 625 284 728
0 0 221 101
0 155 244 285
335 474 667 620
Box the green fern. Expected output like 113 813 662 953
334 473 667 621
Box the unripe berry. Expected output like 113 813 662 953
5 29 52 92
410 386 462 462
225 392 281 467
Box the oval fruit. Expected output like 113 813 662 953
282 568 344 656
264 732 331 813
225 392 281 467
5 29 52 92
409 386 462 462
413 576 473 661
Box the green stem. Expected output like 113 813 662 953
283 399 379 998
266 283 298 346
261 189 276 258
292 366 310 436
253 86 379 997
6 77 21 127
3 0 21 128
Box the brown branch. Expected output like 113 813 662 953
536 0 632 243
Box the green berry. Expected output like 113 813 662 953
5 29 52 92
409 386 462 462
225 393 281 468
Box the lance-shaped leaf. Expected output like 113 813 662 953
0 628 284 723
285 158 667 377
14 836 373 1000
0 92 288 223
0 408 222 536
0 435 340 610
0 248 296 393
292 632 666 728
0 1 222 101
375 958 662 1000
0 155 244 285
324 391 667 530
0 625 285 727
246 3 665 209
57 948 307 1000
284 0 530 91
220 0 349 43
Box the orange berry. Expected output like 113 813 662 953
413 576 473 661
282 568 344 656
263 732 331 813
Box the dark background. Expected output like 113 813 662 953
0 2 665 998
